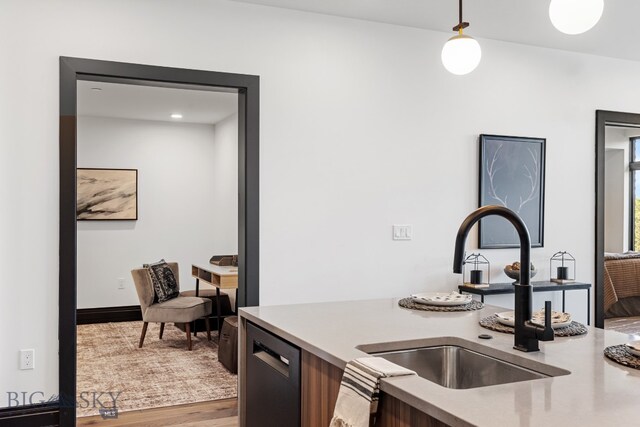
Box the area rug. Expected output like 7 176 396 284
76 321 237 418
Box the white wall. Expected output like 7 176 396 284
3 0 640 407
76 115 238 309
604 127 630 253
210 113 239 256
605 149 625 252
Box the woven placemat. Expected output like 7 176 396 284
604 345 640 369
398 298 484 312
479 316 588 337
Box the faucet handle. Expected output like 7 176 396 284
540 300 555 341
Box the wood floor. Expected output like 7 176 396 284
605 316 640 336
76 399 238 427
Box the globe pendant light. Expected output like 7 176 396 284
441 0 481 76
549 0 604 35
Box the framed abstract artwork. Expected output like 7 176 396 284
77 168 138 220
478 135 545 248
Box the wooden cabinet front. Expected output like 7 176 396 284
301 351 449 427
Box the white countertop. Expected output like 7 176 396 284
239 298 640 427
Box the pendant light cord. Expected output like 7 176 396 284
453 0 469 33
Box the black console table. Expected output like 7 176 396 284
458 281 591 325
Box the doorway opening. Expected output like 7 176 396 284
60 57 259 426
595 110 640 330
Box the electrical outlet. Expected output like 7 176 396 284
117 278 125 290
392 225 413 240
20 349 34 370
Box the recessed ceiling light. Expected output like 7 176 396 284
171 113 183 119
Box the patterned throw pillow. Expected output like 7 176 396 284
146 259 179 303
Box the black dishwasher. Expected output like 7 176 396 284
246 322 301 427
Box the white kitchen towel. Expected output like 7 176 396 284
329 357 415 427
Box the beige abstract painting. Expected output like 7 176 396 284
77 169 137 220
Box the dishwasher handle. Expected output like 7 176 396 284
253 339 290 378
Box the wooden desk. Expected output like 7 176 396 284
458 281 592 325
192 263 238 333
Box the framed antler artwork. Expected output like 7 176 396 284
478 135 545 248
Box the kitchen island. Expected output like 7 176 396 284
238 298 640 426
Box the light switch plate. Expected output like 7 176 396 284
393 225 412 240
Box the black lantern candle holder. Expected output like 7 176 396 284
463 253 490 288
550 251 576 284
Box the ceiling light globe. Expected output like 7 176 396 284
549 0 604 35
441 34 482 76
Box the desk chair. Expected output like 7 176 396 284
131 262 212 350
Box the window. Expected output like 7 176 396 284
630 137 640 251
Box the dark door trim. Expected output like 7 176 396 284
595 110 640 328
59 57 259 425
0 403 60 427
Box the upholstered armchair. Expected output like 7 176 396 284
131 262 212 350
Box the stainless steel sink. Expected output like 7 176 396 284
358 338 570 390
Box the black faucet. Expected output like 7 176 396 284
453 205 554 352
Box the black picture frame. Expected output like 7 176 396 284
76 168 138 220
478 134 546 249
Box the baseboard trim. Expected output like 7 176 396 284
77 305 142 324
0 402 59 427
